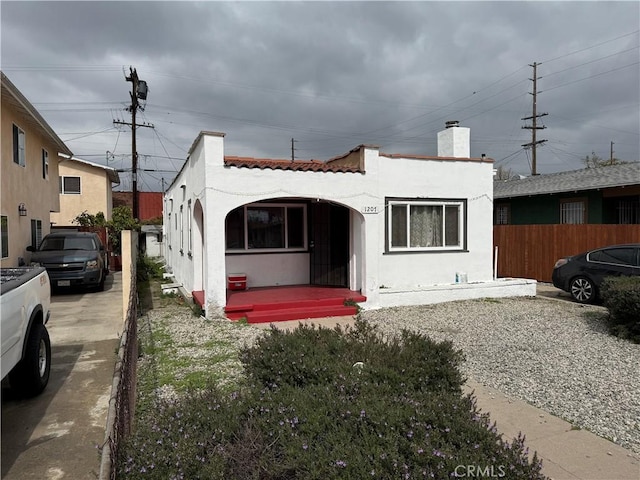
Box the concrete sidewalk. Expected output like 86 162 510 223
465 379 639 480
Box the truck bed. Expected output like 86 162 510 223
1 267 47 295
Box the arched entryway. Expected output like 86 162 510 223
193 199 205 292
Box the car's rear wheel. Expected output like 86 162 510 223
9 323 51 397
570 276 596 304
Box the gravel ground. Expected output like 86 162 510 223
361 296 640 454
142 295 640 454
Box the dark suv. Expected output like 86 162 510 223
28 231 109 291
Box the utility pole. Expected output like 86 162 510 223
291 138 297 162
610 141 615 165
522 62 548 175
113 67 152 220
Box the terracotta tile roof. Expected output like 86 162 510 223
224 156 364 173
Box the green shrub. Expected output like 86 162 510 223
118 320 546 479
239 319 464 394
137 255 164 282
600 276 640 342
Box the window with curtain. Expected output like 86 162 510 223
388 199 464 251
226 203 307 252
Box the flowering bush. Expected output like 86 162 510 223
118 319 547 479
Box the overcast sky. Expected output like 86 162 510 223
2 1 638 192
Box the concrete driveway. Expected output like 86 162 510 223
1 272 123 480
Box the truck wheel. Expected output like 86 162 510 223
9 323 51 397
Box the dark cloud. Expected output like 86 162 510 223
2 1 638 191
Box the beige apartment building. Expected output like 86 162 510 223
1 72 73 267
50 156 120 227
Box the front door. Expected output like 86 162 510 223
310 203 349 287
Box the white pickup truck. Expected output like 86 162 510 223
1 266 52 397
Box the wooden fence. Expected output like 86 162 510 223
493 224 640 283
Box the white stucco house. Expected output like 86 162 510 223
163 123 535 318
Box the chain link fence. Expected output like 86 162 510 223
99 233 138 480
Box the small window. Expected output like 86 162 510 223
167 213 172 246
187 200 192 255
560 199 586 224
1 215 8 258
180 205 184 252
42 149 49 179
617 199 640 224
495 204 510 225
60 176 81 194
13 124 25 167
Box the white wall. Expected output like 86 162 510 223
226 253 310 287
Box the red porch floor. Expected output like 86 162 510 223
222 285 366 323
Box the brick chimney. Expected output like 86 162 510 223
437 121 470 158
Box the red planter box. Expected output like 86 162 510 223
227 273 247 291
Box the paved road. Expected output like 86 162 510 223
1 272 123 480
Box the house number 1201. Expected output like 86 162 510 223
362 206 378 214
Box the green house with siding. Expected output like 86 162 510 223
493 163 640 225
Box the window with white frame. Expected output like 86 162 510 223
13 124 25 167
560 199 586 224
30 219 42 249
167 213 171 247
180 205 184 252
59 176 81 194
42 149 49 179
226 203 307 252
1 215 8 258
187 200 192 255
388 199 465 251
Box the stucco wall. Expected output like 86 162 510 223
50 159 113 226
1 104 61 267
